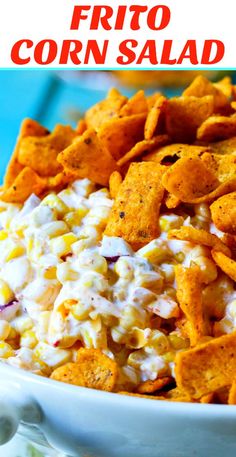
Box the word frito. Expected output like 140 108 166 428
10 3 225 66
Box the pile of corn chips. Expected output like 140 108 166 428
3 75 236 404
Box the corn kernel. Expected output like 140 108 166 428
21 330 38 349
41 221 69 239
159 214 184 232
0 230 8 241
64 208 88 229
126 328 148 349
0 279 14 305
43 266 57 280
71 301 91 321
49 232 78 257
34 342 71 368
174 252 185 263
169 334 189 350
12 316 34 335
163 351 175 363
5 243 25 262
41 194 69 218
57 263 78 282
76 251 107 274
147 330 170 355
0 341 14 358
0 321 11 340
137 240 171 264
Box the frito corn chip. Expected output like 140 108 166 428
207 137 236 155
85 88 127 129
109 171 123 199
18 125 77 177
211 192 236 235
197 114 236 142
175 265 206 346
51 348 118 392
200 393 214 404
98 113 146 161
159 387 193 403
214 77 232 99
58 128 118 186
175 333 236 398
166 95 214 142
119 391 166 400
144 95 166 140
136 376 173 394
182 178 236 205
211 250 236 282
162 157 218 203
164 193 181 209
143 143 208 165
105 162 165 249
228 379 236 405
146 92 162 110
76 119 87 135
0 167 46 203
117 135 169 167
119 90 148 116
183 75 229 110
168 226 231 257
4 118 49 188
201 152 236 184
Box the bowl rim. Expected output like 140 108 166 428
1 362 236 418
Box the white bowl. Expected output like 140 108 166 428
1 363 236 457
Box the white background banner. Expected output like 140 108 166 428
0 0 235 68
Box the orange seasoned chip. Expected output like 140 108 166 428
117 135 169 167
164 193 181 209
105 162 165 250
211 250 236 282
76 119 87 135
143 143 208 165
109 171 123 199
146 92 162 110
214 76 232 99
182 178 236 205
118 391 166 400
160 387 193 403
208 136 236 155
0 167 46 203
165 95 214 142
4 118 49 188
200 393 214 404
183 75 229 110
85 88 127 129
18 124 77 177
197 114 236 142
162 157 218 203
175 265 206 346
119 90 148 116
51 348 118 392
136 376 173 394
58 128 118 187
175 333 236 399
169 226 231 257
98 113 146 161
228 379 236 405
211 192 236 234
144 95 166 140
201 152 236 184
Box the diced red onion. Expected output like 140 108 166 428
0 300 19 321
